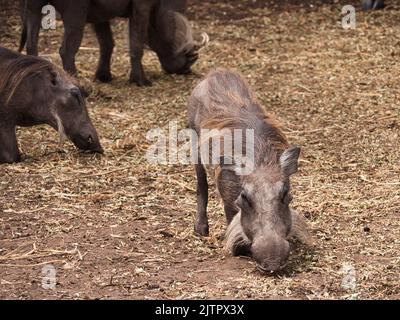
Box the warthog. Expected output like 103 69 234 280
19 0 209 86
188 69 311 272
362 0 384 10
0 46 103 164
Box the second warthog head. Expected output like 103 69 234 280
149 9 209 75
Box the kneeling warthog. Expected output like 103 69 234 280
19 0 209 86
188 69 311 273
0 46 103 164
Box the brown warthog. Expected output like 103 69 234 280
0 46 103 164
188 69 311 272
19 0 209 86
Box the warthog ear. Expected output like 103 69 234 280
280 147 301 177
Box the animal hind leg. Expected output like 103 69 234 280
128 1 155 86
0 126 21 164
25 2 44 56
60 25 85 76
59 4 88 76
94 21 114 83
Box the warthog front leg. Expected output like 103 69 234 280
128 1 154 86
223 202 239 226
216 166 241 225
0 126 21 164
94 22 114 83
59 26 85 76
194 163 209 236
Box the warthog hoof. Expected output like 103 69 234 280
129 73 152 87
0 153 21 164
136 78 152 87
194 221 209 236
95 70 113 83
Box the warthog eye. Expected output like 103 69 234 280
71 88 82 105
50 71 58 86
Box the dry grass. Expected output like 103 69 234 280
0 0 399 299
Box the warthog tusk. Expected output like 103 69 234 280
193 32 210 51
200 32 210 47
52 111 67 147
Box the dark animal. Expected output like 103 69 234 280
188 69 311 272
0 46 103 164
362 0 384 10
19 0 208 86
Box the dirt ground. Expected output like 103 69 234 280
0 0 399 299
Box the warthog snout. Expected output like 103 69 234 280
151 6 209 76
251 235 290 273
69 123 103 154
160 33 209 75
71 127 104 154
